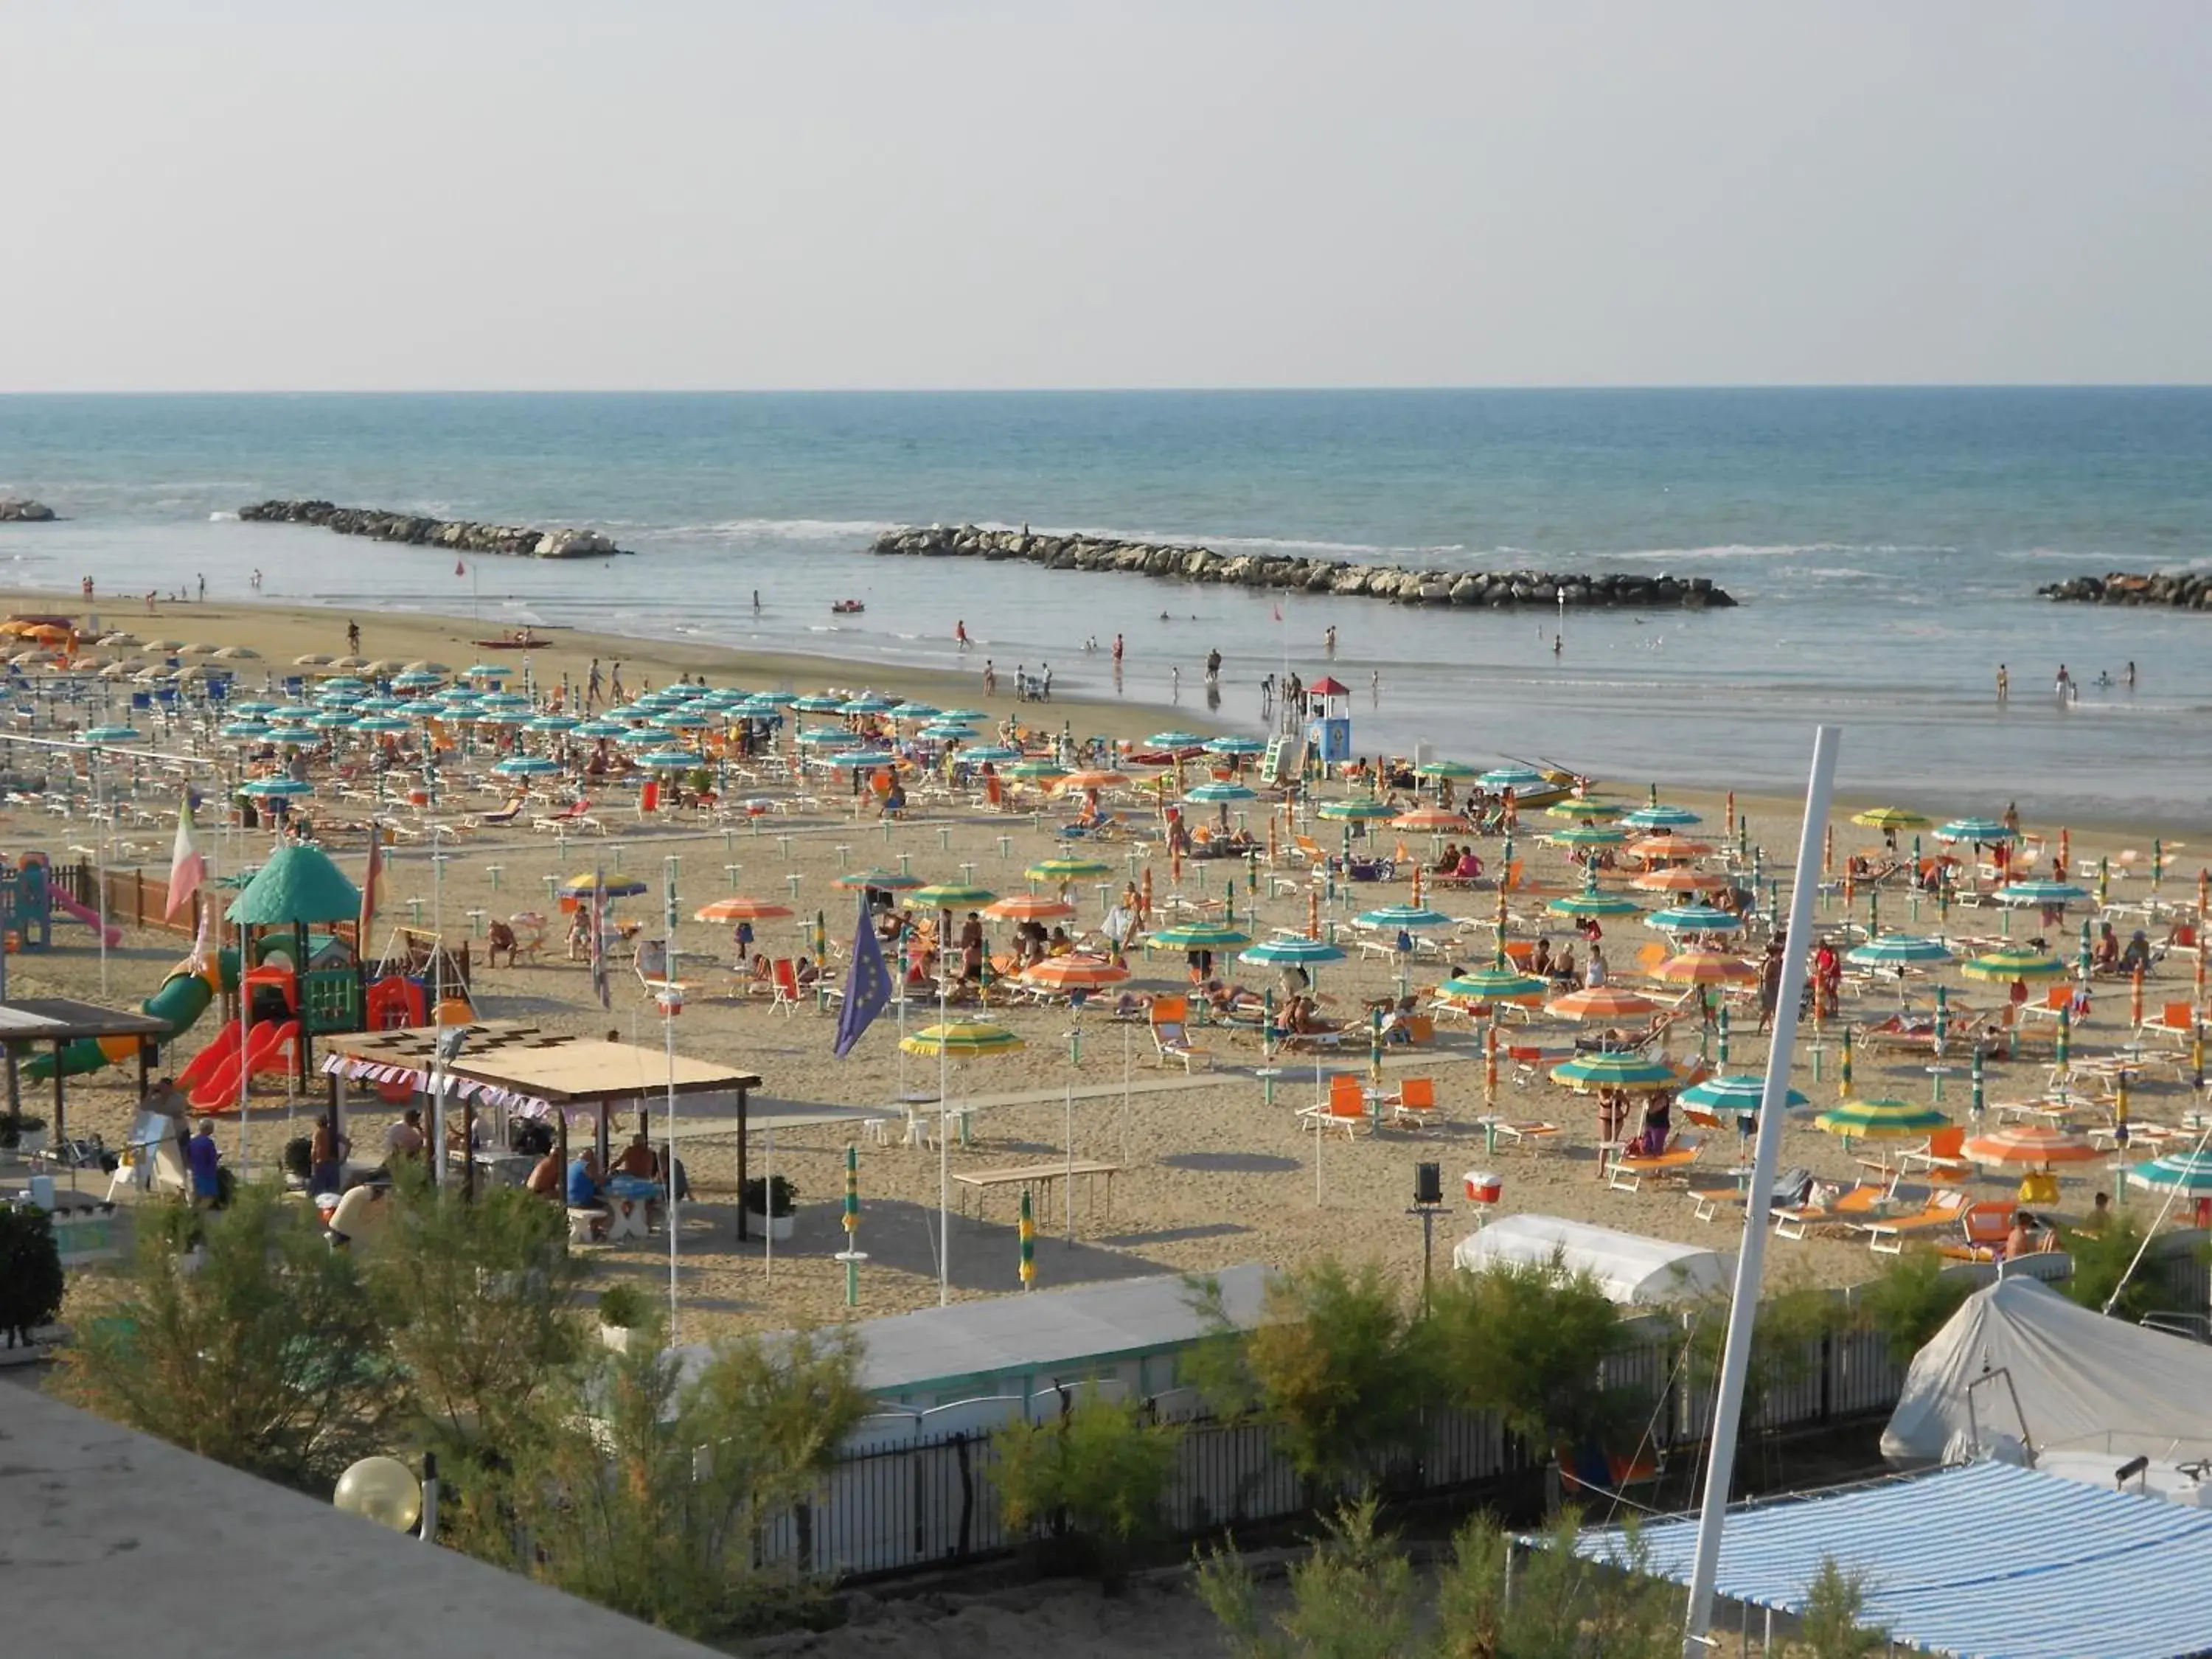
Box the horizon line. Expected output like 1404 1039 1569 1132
3 381 2211 398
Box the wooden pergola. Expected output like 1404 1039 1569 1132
319 1021 765 1231
0 998 172 1180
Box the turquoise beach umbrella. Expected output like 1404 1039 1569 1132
1479 766 1547 790
1680 1074 1810 1116
1239 936 1348 968
1206 735 1268 756
1147 731 1208 748
1357 903 1450 931
1646 904 1745 934
1622 803 1703 830
494 756 562 776
1846 933 1955 968
1934 817 2017 844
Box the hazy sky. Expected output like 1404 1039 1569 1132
7 2 2210 391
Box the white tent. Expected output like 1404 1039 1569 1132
1450 1214 1731 1307
1882 1276 2212 1468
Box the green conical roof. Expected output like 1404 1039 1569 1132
225 842 362 926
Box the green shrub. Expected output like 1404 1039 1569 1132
1790 1558 1886 1658
1197 1496 1416 1659
1429 1255 1630 1451
597 1281 649 1330
742 1175 798 1217
0 1204 65 1346
2061 1211 2163 1324
994 1388 1182 1582
1856 1247 1971 1361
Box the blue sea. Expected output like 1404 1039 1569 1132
2 389 2209 824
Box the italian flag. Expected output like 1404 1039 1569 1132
165 799 206 920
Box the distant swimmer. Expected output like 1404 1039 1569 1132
1171 665 1180 699
2055 663 2072 698
2126 659 2138 689
1205 648 1222 682
954 619 970 650
1324 625 1338 655
1552 633 1562 658
1997 663 2009 703
1112 633 1124 663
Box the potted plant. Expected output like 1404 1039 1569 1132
282 1135 314 1189
0 1205 65 1354
742 1175 799 1243
0 1112 49 1159
596 1281 647 1353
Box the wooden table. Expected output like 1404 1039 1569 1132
953 1160 1124 1230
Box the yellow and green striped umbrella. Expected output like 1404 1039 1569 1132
1815 1098 1949 1138
1543 798 1625 821
912 882 997 910
900 1021 1025 1058
1437 965 1549 1006
1851 807 1930 831
1959 947 2069 984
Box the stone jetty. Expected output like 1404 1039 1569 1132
868 524 1736 609
239 499 625 559
2039 571 2212 610
0 498 56 522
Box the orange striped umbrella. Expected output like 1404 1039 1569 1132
1547 986 1663 1022
1020 954 1131 990
1631 867 1714 893
1391 807 1465 831
694 897 795 923
984 894 1076 922
1629 836 1715 863
1649 947 1758 986
1961 1125 2102 1167
1053 769 1130 793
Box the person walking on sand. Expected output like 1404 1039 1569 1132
983 658 997 696
610 663 625 701
347 619 361 656
2126 659 2137 689
196 573 205 602
586 658 602 708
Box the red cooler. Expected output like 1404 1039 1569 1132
1464 1170 1503 1205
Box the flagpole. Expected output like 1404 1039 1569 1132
664 859 680 1334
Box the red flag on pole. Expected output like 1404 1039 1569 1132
359 820 383 943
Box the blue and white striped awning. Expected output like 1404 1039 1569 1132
1573 1461 2212 1659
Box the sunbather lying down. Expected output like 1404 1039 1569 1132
1201 979 1264 1017
1110 991 1156 1019
1283 994 1337 1035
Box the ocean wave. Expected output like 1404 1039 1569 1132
637 517 899 545
208 510 240 521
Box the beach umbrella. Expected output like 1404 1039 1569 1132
1546 823 1627 849
1547 883 1644 919
1054 769 1130 793
562 873 648 899
984 894 1076 922
1934 817 2017 844
1549 1053 1679 1092
1960 947 2068 984
694 897 794 923
931 706 983 722
1147 730 1207 750
527 714 580 733
1239 936 1348 970
1627 836 1715 862
1846 933 1955 968
1548 986 1662 1022
615 726 669 748
1621 803 1702 830
391 669 444 689
80 724 142 744
239 777 315 798
493 756 562 776
822 750 898 771
1028 857 1114 885
1815 1098 1949 1139
1315 798 1397 822
900 1020 1023 1059
1960 1125 2101 1169
1995 880 2090 908
795 726 859 749
1414 759 1480 780
1632 866 1717 894
1185 780 1259 804
1680 1074 1810 1116
1544 798 1624 821
838 695 894 715
1479 766 1548 791
230 700 281 717
1646 904 1745 935
790 693 845 712
293 653 334 667
1206 735 1268 757
918 723 978 742
463 663 513 680
210 644 261 661
1853 807 1930 832
1391 807 1467 832
1436 965 1548 1007
961 744 1022 763
835 867 923 893
651 708 712 729
1357 902 1450 931
1650 947 1758 987
912 882 997 911
571 719 629 740
1144 920 1254 953
639 749 701 769
2125 1150 2212 1195
1020 955 1131 992
219 720 274 740
352 715 411 734
1008 759 1068 780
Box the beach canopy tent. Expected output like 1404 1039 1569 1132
1571 1458 2212 1659
1882 1276 2212 1467
320 1020 765 1229
1450 1214 1729 1307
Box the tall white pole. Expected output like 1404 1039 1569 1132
1680 726 1839 1658
93 750 110 996
937 964 950 1307
664 861 679 1333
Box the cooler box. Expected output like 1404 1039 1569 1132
1464 1170 1503 1205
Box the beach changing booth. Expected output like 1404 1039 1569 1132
1451 1213 1731 1307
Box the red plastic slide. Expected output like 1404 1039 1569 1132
187 1019 300 1112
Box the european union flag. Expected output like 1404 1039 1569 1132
833 894 893 1058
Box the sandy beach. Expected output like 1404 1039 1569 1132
4 585 2200 1348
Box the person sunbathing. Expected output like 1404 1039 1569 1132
1284 994 1337 1035
1203 979 1262 1017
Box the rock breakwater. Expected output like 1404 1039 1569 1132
2039 571 2212 610
240 499 625 559
869 525 1736 609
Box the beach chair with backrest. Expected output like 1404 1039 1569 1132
1297 1072 1371 1138
634 939 692 1001
1891 1124 1972 1183
1935 1198 2018 1262
1775 1180 1907 1240
2139 1000 2197 1046
1385 1075 1439 1129
769 957 801 1016
475 795 528 828
1149 995 1214 1071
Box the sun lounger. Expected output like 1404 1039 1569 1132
1863 1189 1974 1254
1295 1074 1370 1138
1605 1135 1705 1192
1774 1181 1910 1240
1149 997 1215 1071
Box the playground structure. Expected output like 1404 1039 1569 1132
18 842 472 1113
1 851 123 951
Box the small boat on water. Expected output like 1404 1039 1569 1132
830 600 866 615
471 630 552 650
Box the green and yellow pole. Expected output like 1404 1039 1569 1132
1868 886 1879 938
1839 1025 1854 1098
2115 1067 2131 1135
1484 1017 1498 1115
1018 1186 1035 1290
2098 856 2110 908
1971 1047 1985 1120
2194 1020 2205 1092
2056 1003 2070 1075
1715 1001 1730 1068
2154 840 2164 890
838 1142 863 1307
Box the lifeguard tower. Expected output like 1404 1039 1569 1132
1304 675 1353 766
